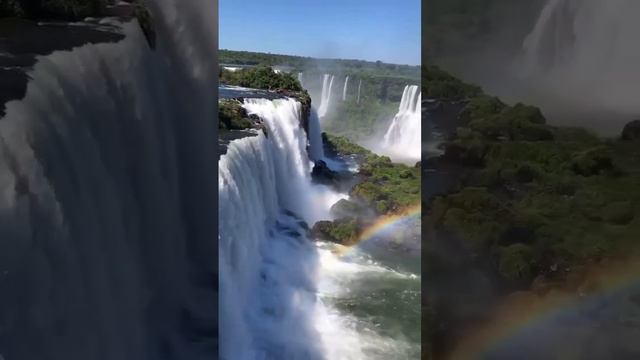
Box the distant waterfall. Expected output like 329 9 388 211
308 108 325 161
357 79 362 104
520 0 640 114
219 98 345 359
342 76 349 101
0 0 218 358
298 72 304 87
317 74 335 118
382 85 421 162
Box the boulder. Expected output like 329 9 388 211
310 218 361 245
621 120 640 141
311 160 338 185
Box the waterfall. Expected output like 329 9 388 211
317 74 335 118
357 79 362 104
520 0 640 114
219 98 346 359
0 1 218 358
298 72 304 87
342 76 349 101
382 85 422 162
308 108 325 161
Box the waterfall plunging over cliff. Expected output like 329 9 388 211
357 79 362 104
342 76 349 101
0 1 218 359
318 74 335 118
381 85 421 163
219 98 349 359
298 72 304 87
520 0 640 115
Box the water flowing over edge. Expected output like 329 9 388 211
318 74 335 118
519 0 640 115
219 97 419 359
0 1 218 358
380 85 422 163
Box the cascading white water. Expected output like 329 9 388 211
308 108 325 161
381 85 422 163
342 76 350 101
520 0 640 115
317 74 335 118
357 79 362 104
219 98 349 359
0 1 218 358
298 72 304 87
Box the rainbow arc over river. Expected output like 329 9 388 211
336 203 421 257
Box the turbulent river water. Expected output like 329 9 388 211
219 83 420 359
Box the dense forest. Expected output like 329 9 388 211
220 49 420 78
219 65 302 92
422 66 640 358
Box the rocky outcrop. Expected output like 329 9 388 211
310 218 362 246
310 160 338 185
218 99 262 131
621 119 640 141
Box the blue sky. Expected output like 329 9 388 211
219 0 421 65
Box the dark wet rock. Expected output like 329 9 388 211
132 0 155 49
311 160 338 185
621 120 640 141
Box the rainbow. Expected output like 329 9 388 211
336 203 421 257
449 259 640 359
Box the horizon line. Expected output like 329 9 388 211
219 48 420 67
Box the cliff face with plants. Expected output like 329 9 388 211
218 68 420 246
218 66 311 134
311 134 420 246
422 65 640 358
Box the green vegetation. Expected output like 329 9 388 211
220 65 303 92
326 134 420 213
218 99 256 131
424 68 640 358
220 50 420 143
322 98 399 141
219 49 423 146
218 66 311 132
312 134 420 245
311 219 360 246
423 65 482 99
426 71 640 286
220 49 420 78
